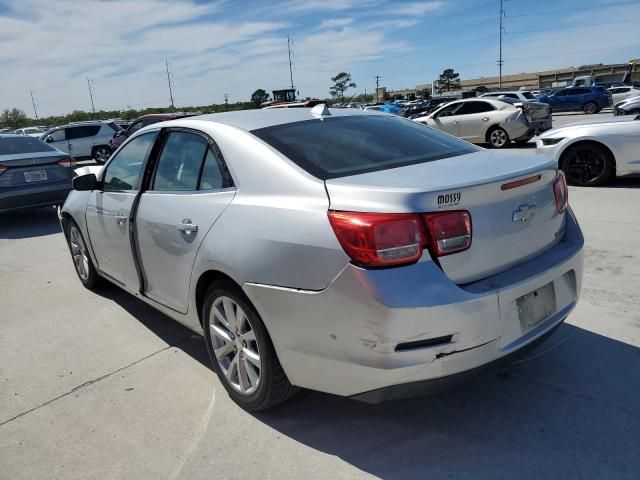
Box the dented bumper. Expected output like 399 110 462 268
243 208 584 399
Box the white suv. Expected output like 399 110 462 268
41 121 120 163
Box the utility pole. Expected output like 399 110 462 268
374 75 380 102
287 35 295 97
87 78 96 116
498 0 504 89
165 59 175 109
29 90 39 120
224 93 229 111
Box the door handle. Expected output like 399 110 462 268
177 220 198 235
482 117 489 121
451 121 458 124
115 215 127 225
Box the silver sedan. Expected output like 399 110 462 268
61 107 583 410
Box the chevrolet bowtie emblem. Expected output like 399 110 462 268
512 204 536 223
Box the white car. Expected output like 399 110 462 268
414 98 552 148
608 86 640 105
614 96 640 116
537 115 640 186
480 91 538 102
13 127 45 137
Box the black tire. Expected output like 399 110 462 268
202 280 298 411
486 126 510 148
583 102 599 114
560 143 614 187
64 220 101 289
92 145 111 164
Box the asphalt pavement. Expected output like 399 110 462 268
1 110 639 479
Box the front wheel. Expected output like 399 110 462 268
66 222 100 289
560 143 614 187
202 281 298 411
487 127 510 148
583 102 599 114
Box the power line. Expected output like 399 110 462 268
507 0 638 18
165 59 175 108
507 16 640 35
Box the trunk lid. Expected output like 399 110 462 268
0 151 71 188
519 100 551 120
325 150 564 284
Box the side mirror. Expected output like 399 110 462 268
44 136 53 143
72 173 98 191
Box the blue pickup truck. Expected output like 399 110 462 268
537 86 612 114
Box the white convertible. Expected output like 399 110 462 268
413 98 552 148
537 114 640 186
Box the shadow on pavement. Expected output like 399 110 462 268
0 207 62 239
256 324 640 479
92 284 210 368
607 177 640 189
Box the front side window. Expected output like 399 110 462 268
436 103 464 117
252 115 477 180
103 132 157 191
48 129 65 142
152 131 208 191
522 92 535 99
553 90 568 97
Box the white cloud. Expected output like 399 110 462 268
317 18 353 29
386 1 445 16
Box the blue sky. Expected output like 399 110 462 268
1 0 639 116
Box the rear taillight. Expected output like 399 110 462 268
0 164 7 175
328 209 473 267
57 157 76 168
422 211 472 256
328 212 424 267
553 170 568 213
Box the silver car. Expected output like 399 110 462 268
60 107 583 410
41 121 120 163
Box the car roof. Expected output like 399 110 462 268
158 108 386 132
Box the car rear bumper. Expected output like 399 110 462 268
243 208 584 398
0 183 71 213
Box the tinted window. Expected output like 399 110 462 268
568 88 590 95
152 131 208 191
0 136 55 155
522 92 535 99
66 125 100 140
457 101 495 114
199 149 225 190
107 122 122 132
128 120 146 134
103 132 157 191
436 102 464 116
617 87 631 93
252 115 477 180
48 129 66 142
553 90 568 96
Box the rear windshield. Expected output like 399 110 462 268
0 136 55 155
251 115 477 179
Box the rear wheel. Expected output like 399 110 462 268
487 127 510 148
202 280 298 411
560 143 614 187
583 102 599 114
92 146 111 164
66 222 100 289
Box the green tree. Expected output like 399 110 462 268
251 89 271 108
1 108 28 129
329 72 356 100
437 68 461 92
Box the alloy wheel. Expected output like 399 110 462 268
583 102 598 114
564 148 606 185
208 296 262 395
69 226 90 281
490 129 508 148
95 147 111 163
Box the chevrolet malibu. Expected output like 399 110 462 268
60 107 583 411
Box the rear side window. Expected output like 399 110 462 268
152 131 208 191
457 101 495 114
252 115 477 180
66 125 100 140
0 136 55 155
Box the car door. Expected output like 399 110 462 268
548 89 569 110
564 88 587 109
426 102 463 137
43 128 69 153
135 129 235 313
65 125 100 159
85 131 159 288
455 101 497 142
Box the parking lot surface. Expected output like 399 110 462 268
1 112 639 479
